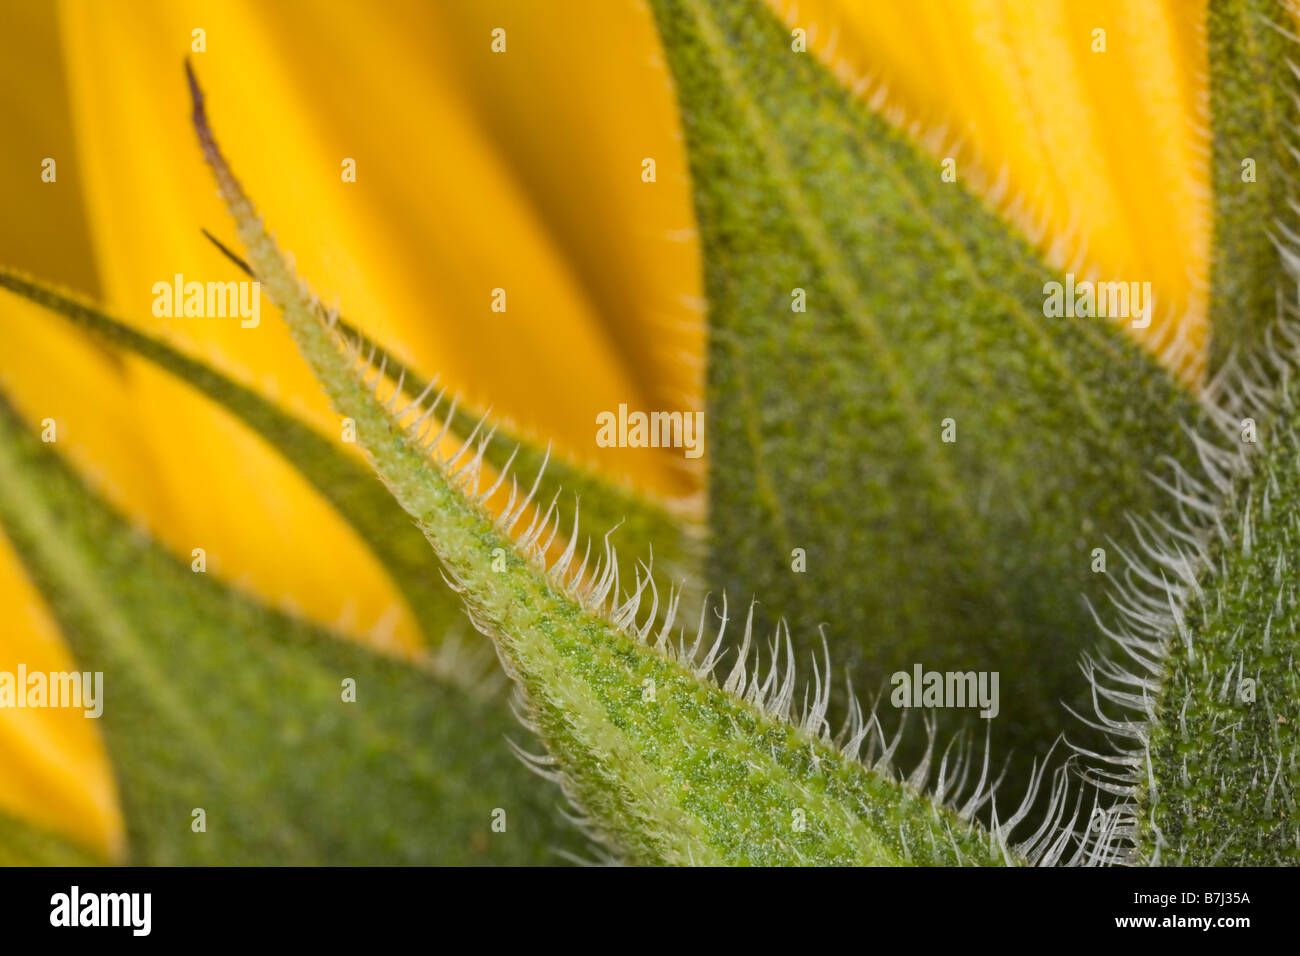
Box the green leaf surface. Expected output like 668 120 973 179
191 63 1019 866
649 0 1209 774
0 393 583 865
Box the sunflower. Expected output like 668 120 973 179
0 0 1291 866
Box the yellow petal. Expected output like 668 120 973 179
34 0 704 641
777 0 1209 383
0 1 100 298
0 528 124 860
56 0 703 493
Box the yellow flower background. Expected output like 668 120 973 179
0 0 1210 861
